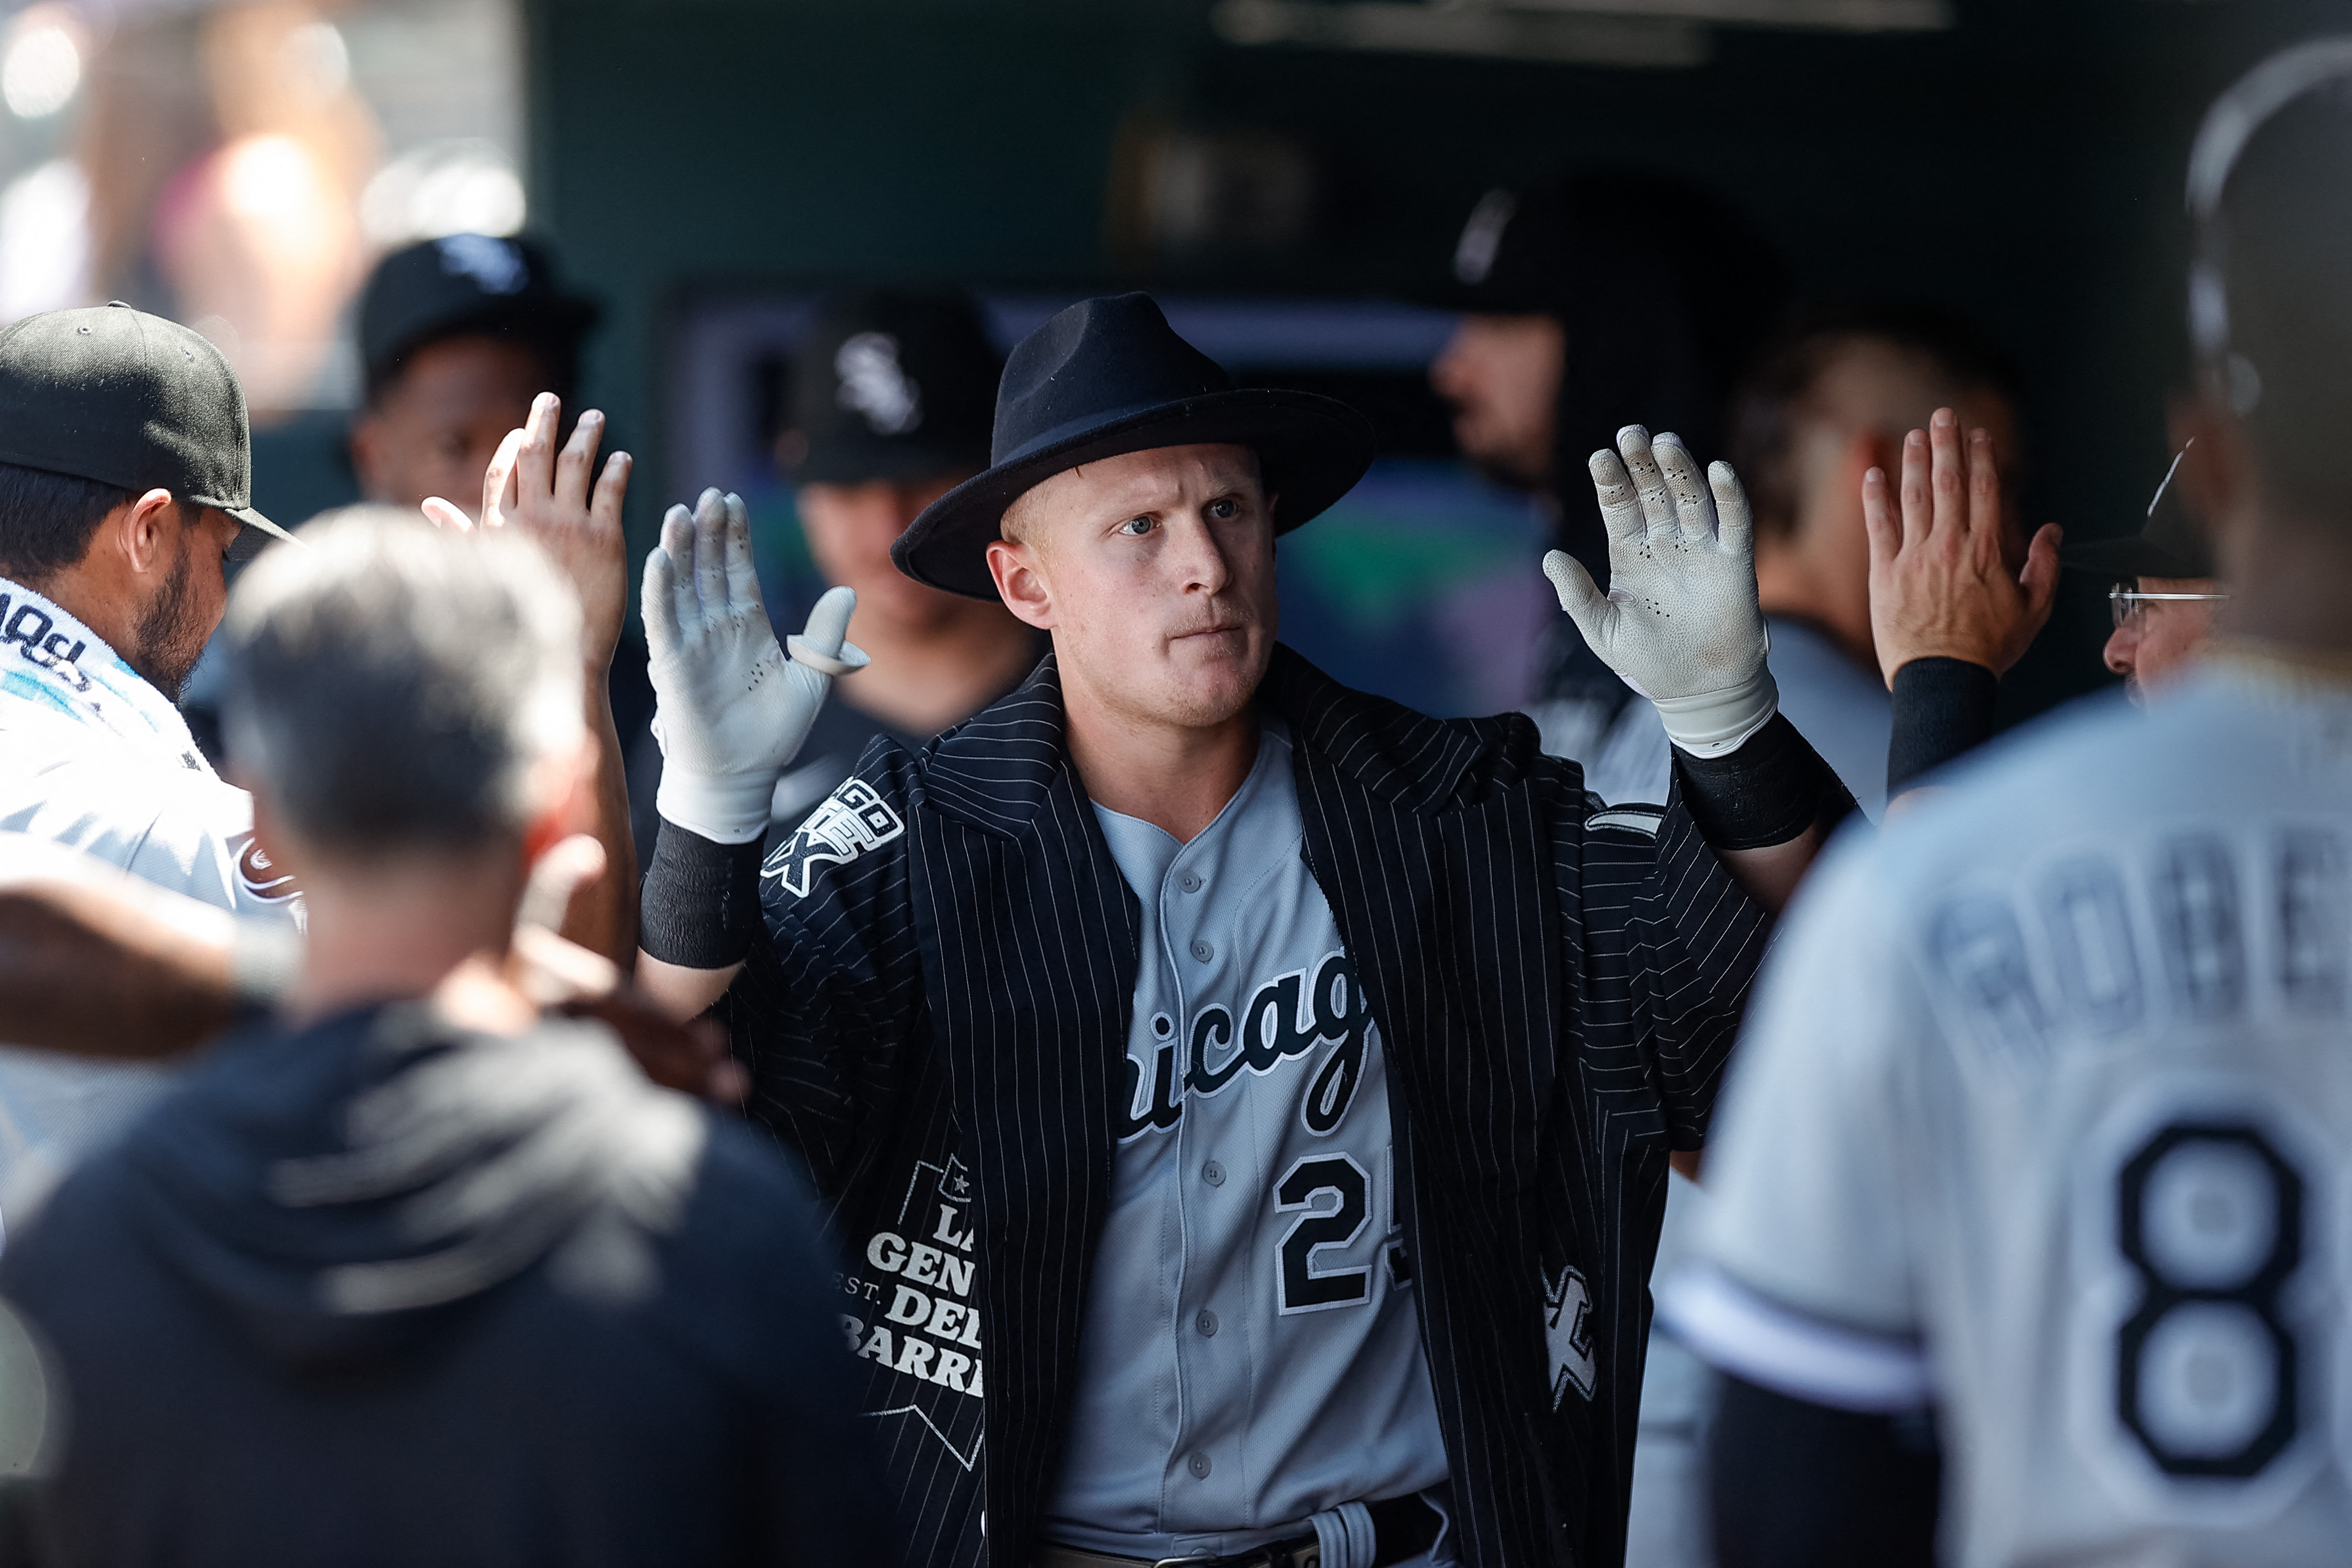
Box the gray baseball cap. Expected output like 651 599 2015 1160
0 302 287 541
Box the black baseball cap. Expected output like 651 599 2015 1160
0 302 287 541
1447 186 1576 315
784 289 1002 485
2064 443 2220 579
358 234 597 394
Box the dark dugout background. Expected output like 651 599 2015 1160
518 0 2352 728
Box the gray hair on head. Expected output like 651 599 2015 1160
220 510 584 854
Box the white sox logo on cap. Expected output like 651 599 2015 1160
436 234 528 295
833 332 923 437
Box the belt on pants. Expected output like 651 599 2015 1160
1035 1494 1442 1568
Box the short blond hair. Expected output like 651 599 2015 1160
996 447 1267 553
999 483 1049 549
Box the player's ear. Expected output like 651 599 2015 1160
987 536 1056 630
103 489 180 578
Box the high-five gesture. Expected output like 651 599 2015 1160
642 488 867 845
423 393 637 964
1544 425 1777 757
423 393 631 669
1863 408 2061 687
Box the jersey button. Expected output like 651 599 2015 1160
1180 871 1203 893
1190 938 1213 962
1202 1160 1226 1186
1187 1452 1212 1479
1196 1309 1218 1337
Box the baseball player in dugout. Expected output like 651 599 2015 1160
1429 173 1787 803
757 288 1042 831
0 303 300 1202
348 233 598 517
1669 39 2352 1568
635 287 1857 1568
342 233 655 893
0 302 642 1218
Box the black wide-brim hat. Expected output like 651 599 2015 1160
892 293 1376 599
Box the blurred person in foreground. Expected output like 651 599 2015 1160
1431 171 1787 766
0 515 886 1568
1665 40 2352 1567
634 289 1852 1568
758 288 1040 828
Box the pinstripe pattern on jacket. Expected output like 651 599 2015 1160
726 646 1772 1568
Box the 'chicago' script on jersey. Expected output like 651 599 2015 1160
1117 948 1373 1142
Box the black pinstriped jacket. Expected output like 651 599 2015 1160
725 646 1772 1568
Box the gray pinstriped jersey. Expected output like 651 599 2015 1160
1046 721 1448 1562
720 647 1776 1568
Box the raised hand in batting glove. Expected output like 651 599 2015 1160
642 488 868 844
1543 425 1776 758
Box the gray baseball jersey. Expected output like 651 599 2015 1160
1669 661 2352 1567
0 578 302 1206
1044 719 1451 1565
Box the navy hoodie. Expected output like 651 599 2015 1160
0 1002 892 1567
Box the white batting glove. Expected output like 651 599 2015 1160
642 488 869 843
1543 425 1776 758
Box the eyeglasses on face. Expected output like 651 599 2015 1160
2110 585 2229 630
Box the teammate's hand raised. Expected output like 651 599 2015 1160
1544 425 1777 757
422 392 631 670
1863 408 2061 687
641 488 868 845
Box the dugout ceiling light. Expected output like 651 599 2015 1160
1209 0 1950 67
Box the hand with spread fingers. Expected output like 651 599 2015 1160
1543 424 1777 757
422 393 631 669
1864 408 2062 687
642 488 869 845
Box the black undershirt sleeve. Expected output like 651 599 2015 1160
1708 1373 1942 1568
1671 713 1858 850
1886 657 2000 799
639 819 767 970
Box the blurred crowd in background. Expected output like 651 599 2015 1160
0 0 2265 734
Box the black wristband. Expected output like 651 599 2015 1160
639 819 766 970
1886 658 2000 798
1672 713 1852 850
